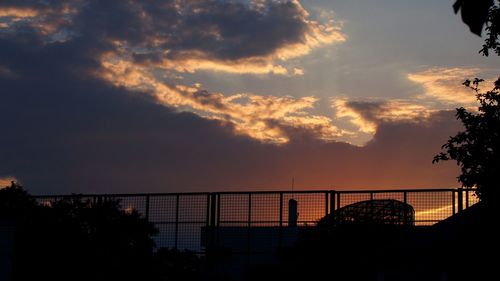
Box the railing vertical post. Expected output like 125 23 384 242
145 195 150 220
336 193 341 212
175 194 179 249
247 193 252 264
465 188 469 208
329 191 336 226
207 193 217 278
458 188 464 213
211 193 218 230
216 193 221 252
208 193 217 255
325 192 329 218
403 191 408 226
452 190 456 215
279 192 283 248
205 194 211 252
370 192 374 223
248 193 252 228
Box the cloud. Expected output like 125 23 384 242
1 0 345 75
101 58 343 143
0 1 463 194
1 0 348 144
0 71 461 194
0 7 38 18
407 67 497 106
330 66 496 144
128 0 345 75
0 2 77 38
0 64 18 78
0 46 462 193
0 7 38 30
333 98 434 135
293 67 304 76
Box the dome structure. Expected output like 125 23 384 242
323 199 415 226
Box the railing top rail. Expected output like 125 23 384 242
33 192 212 198
334 188 461 194
216 190 333 195
33 187 471 198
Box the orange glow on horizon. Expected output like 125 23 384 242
0 7 39 18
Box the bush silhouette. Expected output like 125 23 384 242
0 182 37 219
1 182 157 281
151 248 202 281
1 182 203 281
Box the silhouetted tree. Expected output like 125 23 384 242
480 3 500 55
433 79 500 205
151 248 201 281
35 196 159 281
453 0 500 55
434 1 500 206
1 184 203 281
0 182 36 219
453 0 493 36
0 184 161 281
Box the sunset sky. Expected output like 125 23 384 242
1 0 499 194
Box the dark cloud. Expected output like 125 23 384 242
0 0 69 10
2 0 346 142
162 0 309 60
191 90 228 110
344 101 388 123
0 1 460 194
344 100 432 125
1 0 328 63
0 41 461 194
0 34 251 193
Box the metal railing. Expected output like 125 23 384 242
35 188 478 255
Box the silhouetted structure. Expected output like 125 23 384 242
32 189 478 281
288 199 298 227
333 199 415 226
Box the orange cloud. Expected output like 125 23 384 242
333 98 434 135
0 4 77 38
100 57 343 143
407 67 496 106
333 98 378 134
331 67 496 144
293 68 305 76
154 55 290 75
0 7 38 29
0 7 38 18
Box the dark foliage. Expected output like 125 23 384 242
0 182 202 281
151 248 202 281
453 0 500 55
435 1 500 206
433 78 500 205
0 182 36 219
453 0 493 36
480 3 500 56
